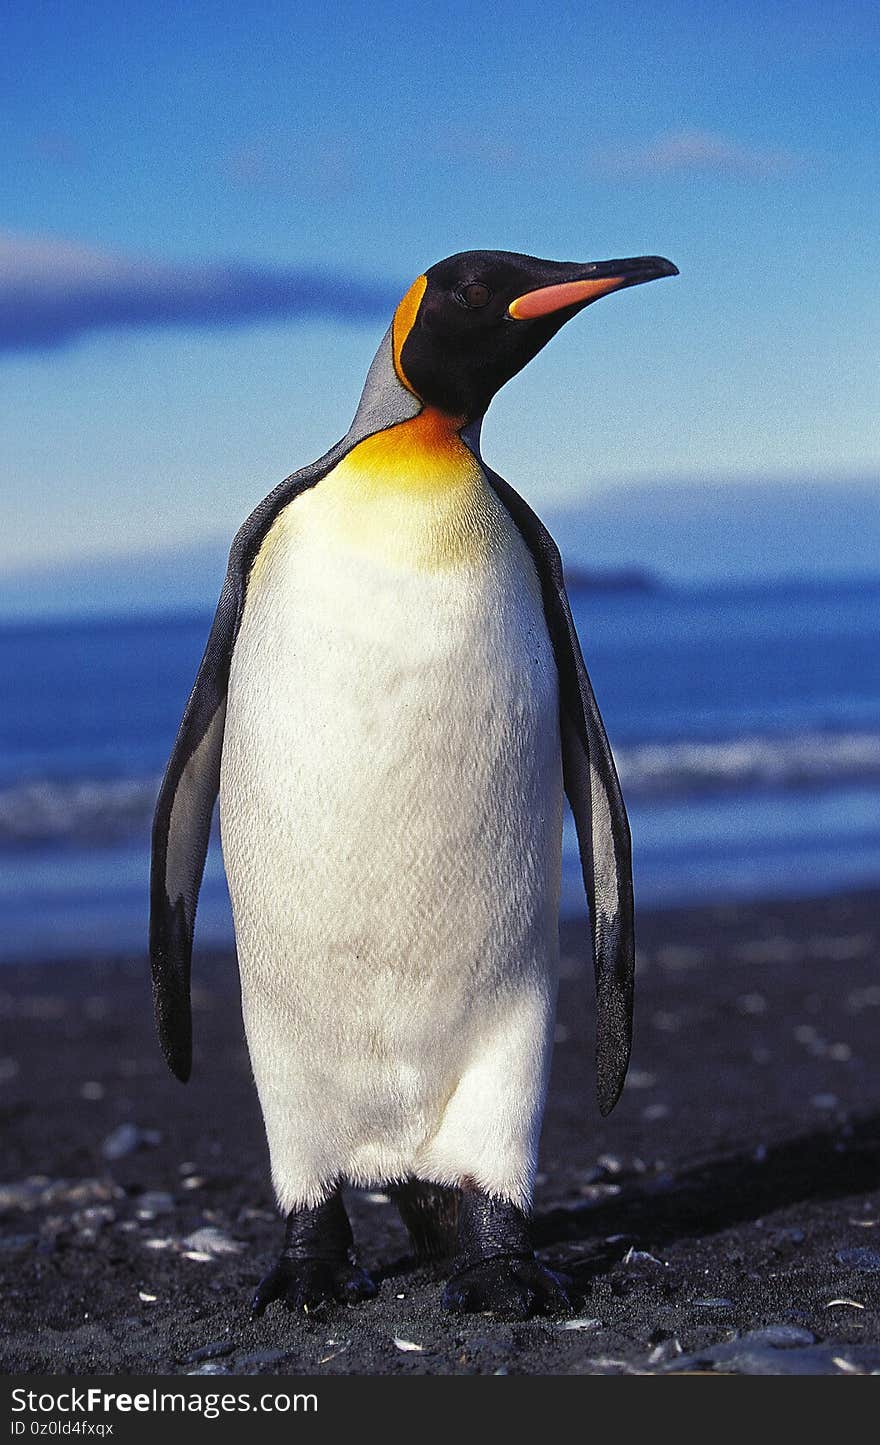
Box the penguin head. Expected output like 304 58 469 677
393 249 678 422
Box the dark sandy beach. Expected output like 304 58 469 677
2 890 879 1377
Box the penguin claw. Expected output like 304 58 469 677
252 1259 377 1318
442 1256 572 1320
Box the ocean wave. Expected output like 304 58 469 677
615 731 880 798
0 778 161 846
1 730 880 845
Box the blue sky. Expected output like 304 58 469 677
2 0 878 583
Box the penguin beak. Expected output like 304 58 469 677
508 256 678 320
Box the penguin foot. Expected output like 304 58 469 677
441 1187 572 1319
442 1254 572 1319
252 1193 377 1317
252 1258 378 1317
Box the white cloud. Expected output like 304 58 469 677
592 129 802 177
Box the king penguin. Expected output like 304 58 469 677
150 249 677 1319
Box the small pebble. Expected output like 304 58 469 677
793 1024 819 1044
810 1094 838 1111
362 1192 390 1204
138 1292 157 1303
693 1298 734 1309
623 1247 665 1267
0 1177 121 1211
745 1325 815 1347
577 1183 621 1202
181 1176 206 1190
101 1123 162 1160
64 1178 123 1205
596 1153 623 1176
669 1340 880 1375
559 1317 601 1331
393 1338 424 1352
72 1205 115 1231
835 1248 880 1272
135 1191 174 1219
181 1227 244 1258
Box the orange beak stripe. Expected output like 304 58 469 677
508 276 626 320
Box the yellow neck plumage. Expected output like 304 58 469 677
338 272 476 496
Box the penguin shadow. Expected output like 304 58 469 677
356 1115 880 1300
532 1112 880 1281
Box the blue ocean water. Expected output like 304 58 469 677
2 579 880 962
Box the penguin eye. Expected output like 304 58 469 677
458 282 491 309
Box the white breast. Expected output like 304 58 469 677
219 449 563 1212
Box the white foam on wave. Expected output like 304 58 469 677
616 730 880 797
0 777 161 845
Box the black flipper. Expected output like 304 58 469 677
485 467 635 1115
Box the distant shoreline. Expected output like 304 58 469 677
8 568 880 628
563 565 658 592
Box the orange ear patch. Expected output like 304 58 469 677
392 274 428 393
